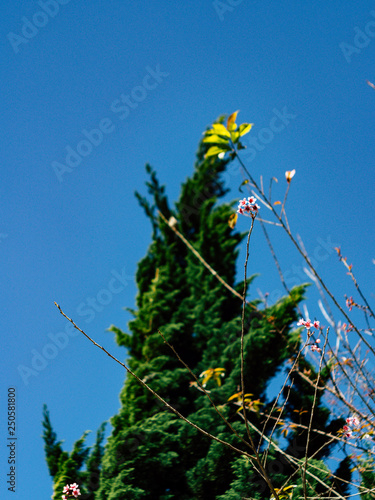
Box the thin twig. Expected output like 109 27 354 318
157 329 255 453
158 211 251 305
280 182 291 232
243 416 347 500
303 328 329 499
234 152 375 360
54 303 254 460
241 215 257 445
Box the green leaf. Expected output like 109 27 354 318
230 131 240 143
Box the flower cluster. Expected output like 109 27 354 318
237 197 260 217
297 318 320 330
62 483 81 499
343 415 360 439
346 296 355 311
297 318 321 352
310 339 321 352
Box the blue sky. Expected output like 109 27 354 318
1 1 375 498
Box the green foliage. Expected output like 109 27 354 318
95 130 334 499
81 423 107 500
51 430 89 500
42 407 106 500
360 455 375 499
44 119 355 499
42 404 64 477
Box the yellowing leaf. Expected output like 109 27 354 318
271 485 297 500
205 146 228 158
227 110 239 131
228 392 253 402
199 368 225 387
228 213 238 229
273 201 281 205
211 123 231 138
239 179 250 193
238 123 253 137
203 134 229 144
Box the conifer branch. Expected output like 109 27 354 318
157 329 254 452
54 306 255 461
55 302 282 499
158 210 252 305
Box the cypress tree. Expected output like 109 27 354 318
45 120 352 499
42 404 65 478
42 408 106 500
94 130 344 499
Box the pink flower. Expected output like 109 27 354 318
343 425 352 438
298 318 320 330
346 296 354 311
62 484 81 499
285 169 296 182
237 198 260 218
342 416 360 439
298 318 312 329
346 416 360 428
311 344 321 352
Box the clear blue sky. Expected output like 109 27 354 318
1 1 374 498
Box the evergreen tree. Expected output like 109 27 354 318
45 122 352 499
42 404 65 478
81 423 106 500
94 132 346 499
42 408 106 500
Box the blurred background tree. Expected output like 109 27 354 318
44 128 352 499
